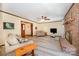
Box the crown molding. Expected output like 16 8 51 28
0 10 38 23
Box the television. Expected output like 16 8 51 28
3 22 14 29
50 28 57 33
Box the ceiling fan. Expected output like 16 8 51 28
37 16 50 21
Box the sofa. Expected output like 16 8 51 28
5 34 34 56
36 31 46 37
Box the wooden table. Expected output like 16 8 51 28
0 44 5 56
16 43 37 56
0 44 5 47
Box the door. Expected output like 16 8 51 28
31 23 33 36
21 23 25 38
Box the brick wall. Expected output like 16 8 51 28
64 3 79 55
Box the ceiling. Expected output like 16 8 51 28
2 3 72 22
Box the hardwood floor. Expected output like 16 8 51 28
25 35 37 39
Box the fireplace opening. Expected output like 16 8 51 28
50 28 57 34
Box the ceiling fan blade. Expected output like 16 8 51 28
36 16 50 21
37 17 41 19
45 18 50 20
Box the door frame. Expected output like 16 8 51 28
21 23 25 38
21 21 33 37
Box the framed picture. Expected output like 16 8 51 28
3 22 14 29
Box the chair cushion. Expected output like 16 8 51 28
7 35 19 46
36 31 45 36
15 35 28 43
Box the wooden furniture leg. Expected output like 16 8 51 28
32 50 34 56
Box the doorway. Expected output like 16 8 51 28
21 21 33 38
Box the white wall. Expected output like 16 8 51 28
0 19 4 44
0 12 37 44
36 21 65 36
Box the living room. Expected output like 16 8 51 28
0 3 79 56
